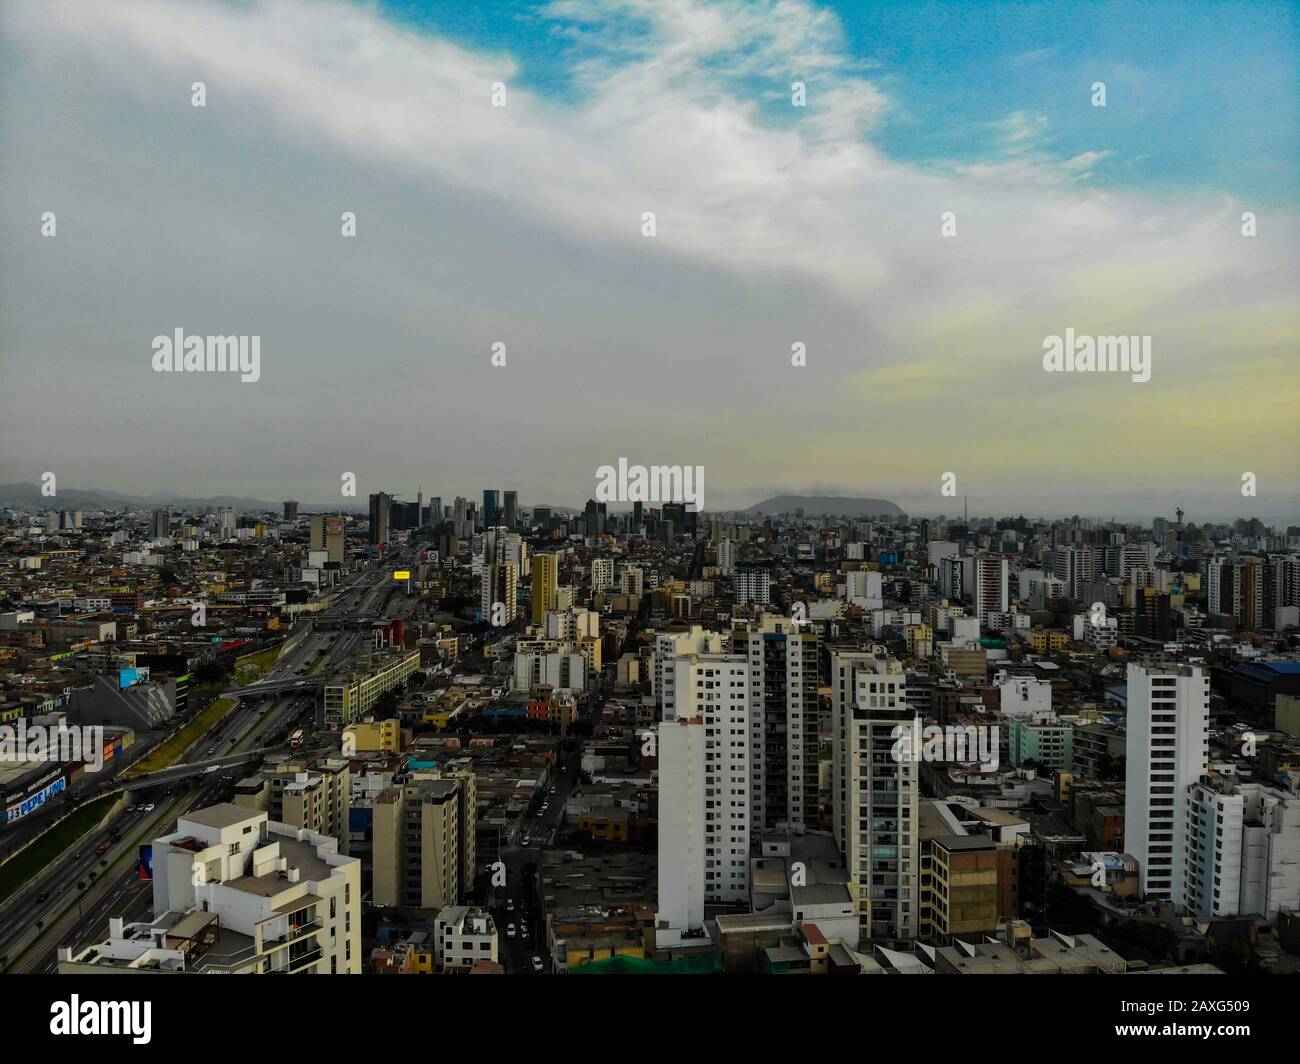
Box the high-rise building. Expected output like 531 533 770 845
531 552 559 625
717 537 736 576
283 500 299 521
1184 779 1300 918
503 490 518 530
453 496 470 538
59 805 361 974
373 770 477 909
150 508 170 540
973 555 1009 626
743 614 819 835
368 492 391 548
482 490 499 530
309 514 346 564
1124 663 1209 903
831 647 918 946
734 564 771 606
656 651 752 946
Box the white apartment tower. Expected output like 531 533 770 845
973 555 1009 626
656 652 752 945
831 647 919 946
1124 663 1209 903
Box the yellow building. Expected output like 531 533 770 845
345 717 401 755
531 553 559 625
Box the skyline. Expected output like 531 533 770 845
1 0 1297 517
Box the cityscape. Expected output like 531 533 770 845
0 0 1297 1038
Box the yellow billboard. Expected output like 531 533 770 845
393 570 410 581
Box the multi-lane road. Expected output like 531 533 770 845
0 553 405 974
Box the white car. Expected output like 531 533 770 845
144 803 156 813
531 956 544 972
506 923 516 939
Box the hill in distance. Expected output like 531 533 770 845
746 495 906 517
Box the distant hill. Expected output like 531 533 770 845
0 482 304 512
746 495 906 517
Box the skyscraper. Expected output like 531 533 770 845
656 651 752 946
1124 663 1209 904
531 552 559 625
483 490 499 530
368 492 391 548
503 489 518 530
831 647 918 946
743 614 819 835
282 500 299 521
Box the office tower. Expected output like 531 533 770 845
734 564 771 606
919 518 931 544
973 555 1009 626
482 489 499 530
717 537 736 576
531 552 559 625
60 805 361 974
427 496 442 527
632 500 644 529
373 772 476 908
938 554 967 601
1124 663 1209 904
368 492 391 548
831 647 918 945
743 615 820 835
150 509 170 539
584 498 600 537
283 500 299 521
591 556 613 592
503 490 518 530
656 651 752 946
453 496 470 538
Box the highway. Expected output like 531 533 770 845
0 553 403 974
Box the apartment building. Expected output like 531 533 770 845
323 647 421 728
58 805 360 974
232 756 351 853
656 651 752 947
433 906 499 971
831 647 919 946
742 614 819 836
372 770 477 909
1124 663 1209 903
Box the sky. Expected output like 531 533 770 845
0 0 1297 521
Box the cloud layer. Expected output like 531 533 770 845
1 0 1296 519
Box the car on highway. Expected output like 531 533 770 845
144 803 156 813
536 810 545 818
505 923 516 939
35 890 50 903
549 787 557 795
95 843 109 856
531 956 544 972
505 898 514 912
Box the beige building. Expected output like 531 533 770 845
232 756 351 853
373 770 477 909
